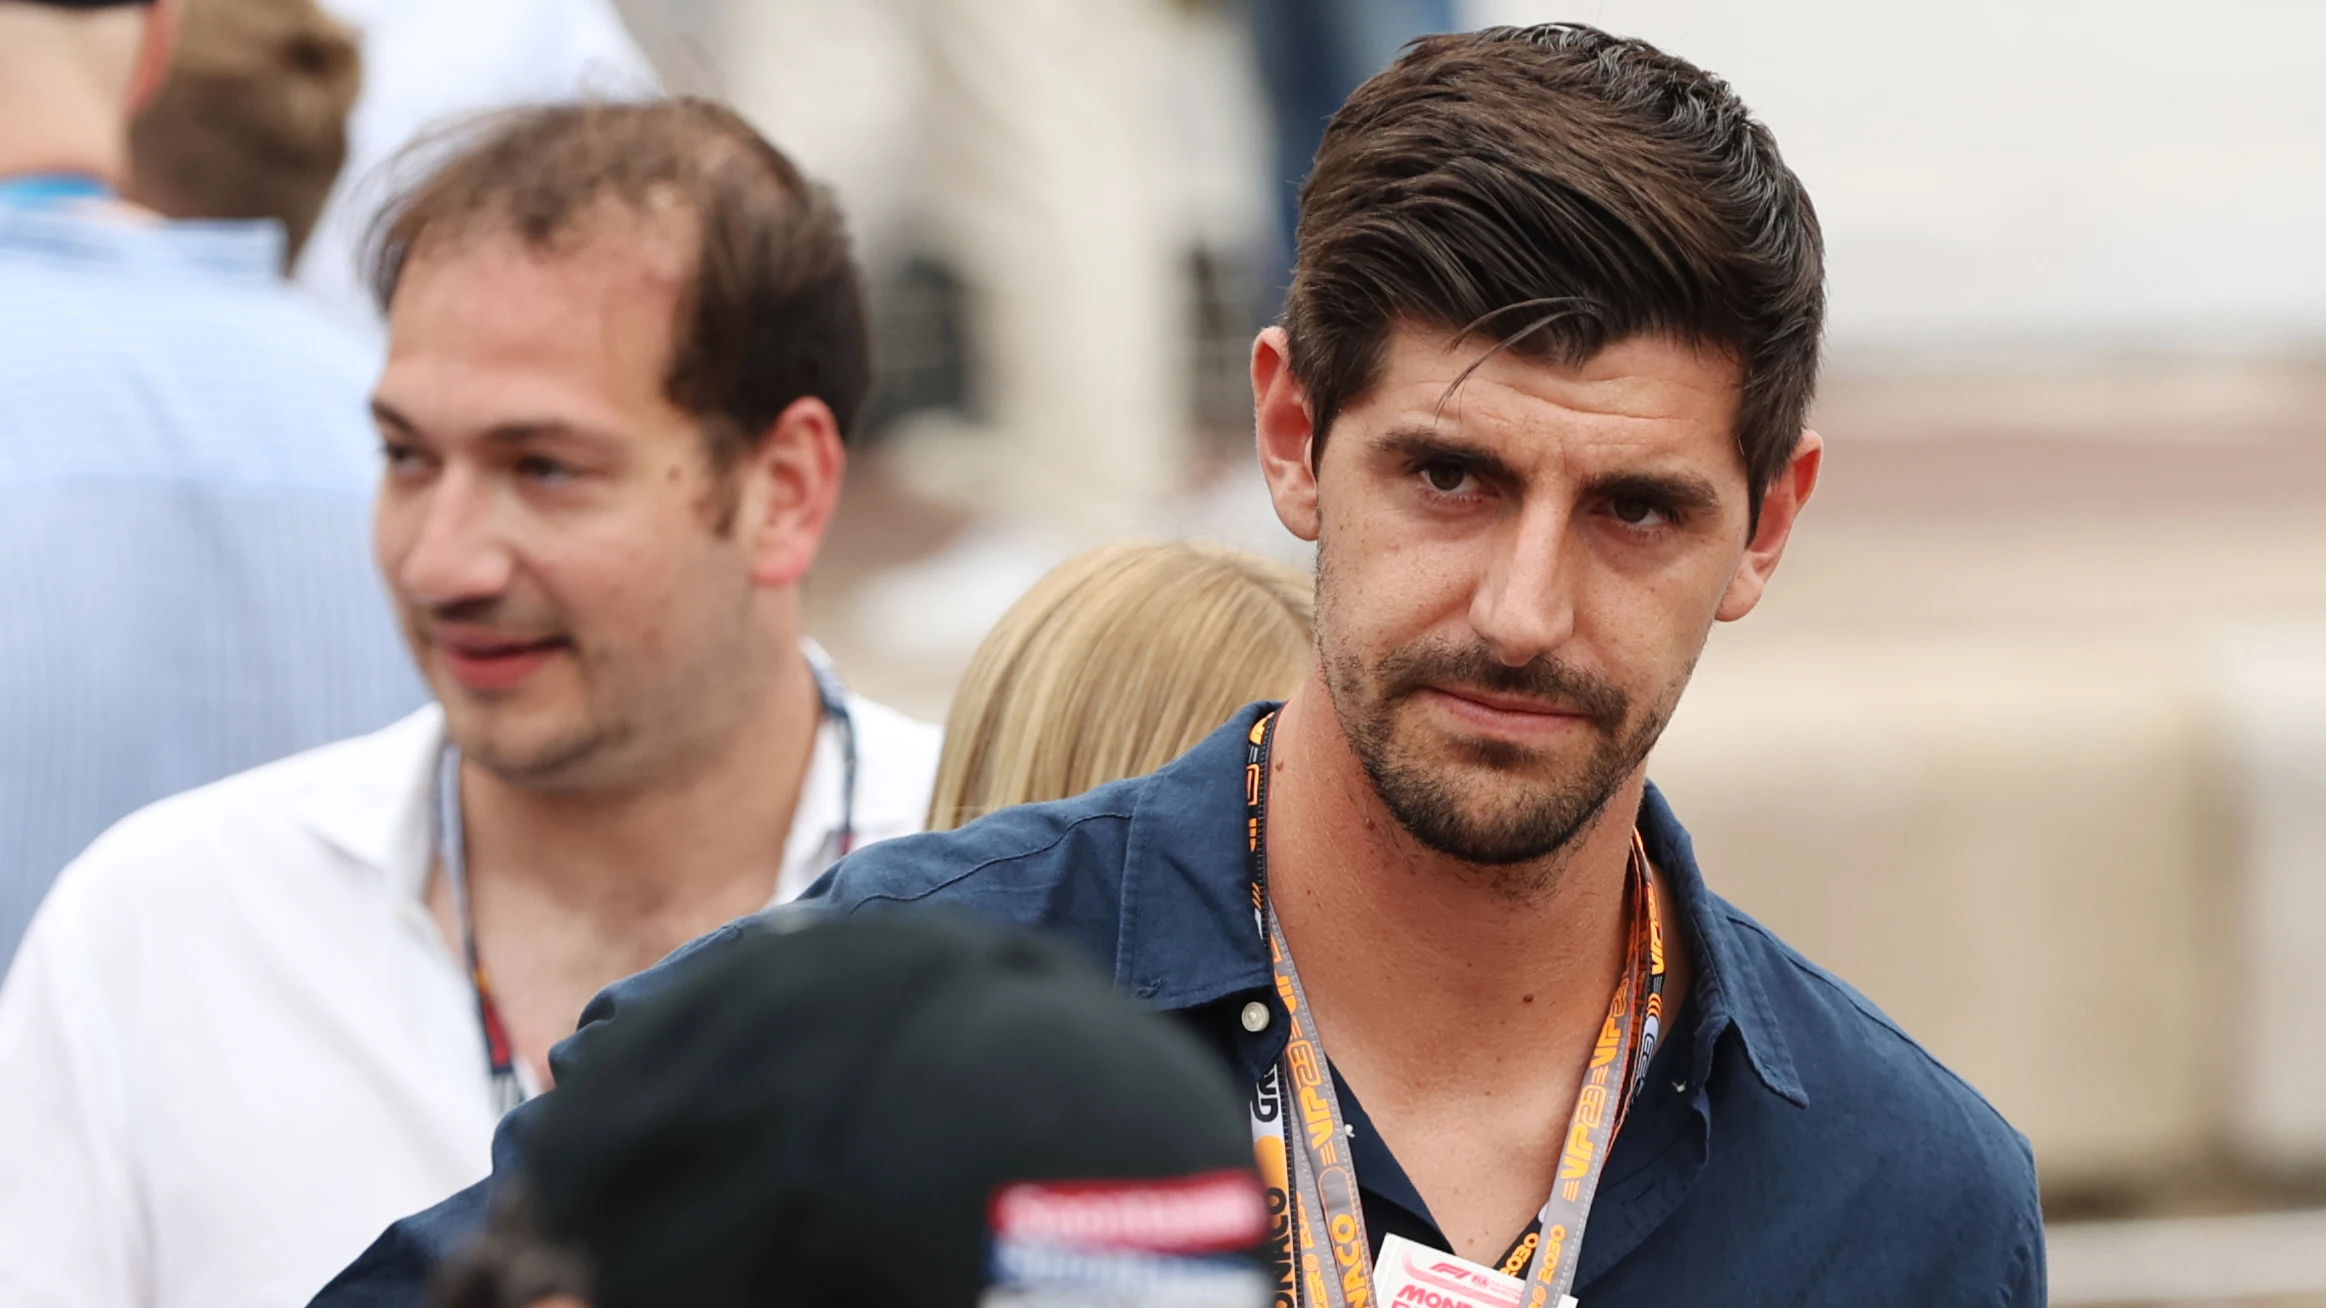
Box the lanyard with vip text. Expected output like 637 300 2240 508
1242 712 1666 1308
432 650 862 1113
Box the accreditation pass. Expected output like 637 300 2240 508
1371 1235 1579 1308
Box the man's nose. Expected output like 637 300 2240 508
1468 496 1578 666
388 468 515 608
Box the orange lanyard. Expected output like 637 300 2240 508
1242 713 1666 1307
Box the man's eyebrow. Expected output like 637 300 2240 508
1581 469 1723 512
367 404 617 448
475 420 609 447
368 398 416 434
1374 426 1521 483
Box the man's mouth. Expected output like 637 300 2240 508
1420 684 1595 737
434 633 569 692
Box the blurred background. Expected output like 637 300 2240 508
367 0 2326 1301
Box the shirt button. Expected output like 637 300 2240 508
1241 1002 1271 1033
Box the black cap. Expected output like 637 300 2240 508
505 911 1268 1308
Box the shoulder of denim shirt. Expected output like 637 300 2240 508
1770 900 2040 1274
797 778 1144 954
1638 781 2042 1295
1693 889 2044 1294
793 703 1281 977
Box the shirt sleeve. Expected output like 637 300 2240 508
0 889 148 1308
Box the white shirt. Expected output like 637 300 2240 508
0 691 940 1308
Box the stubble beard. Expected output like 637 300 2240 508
445 658 640 793
459 712 630 792
406 605 637 792
1315 577 1682 898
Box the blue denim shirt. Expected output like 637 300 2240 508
314 704 2044 1307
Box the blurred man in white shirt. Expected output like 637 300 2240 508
0 99 941 1308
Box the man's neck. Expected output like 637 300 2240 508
458 649 822 956
429 647 824 1085
1261 676 1648 1081
0 49 128 191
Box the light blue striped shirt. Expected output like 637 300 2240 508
0 204 424 967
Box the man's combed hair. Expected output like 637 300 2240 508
369 98 872 463
1284 23 1825 518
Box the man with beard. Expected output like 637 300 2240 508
317 25 2041 1308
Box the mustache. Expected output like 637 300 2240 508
418 595 539 628
409 596 565 638
422 597 504 626
1375 639 1629 730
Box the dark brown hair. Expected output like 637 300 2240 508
1285 23 1825 520
126 0 361 265
369 99 872 464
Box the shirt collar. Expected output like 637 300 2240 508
774 699 890 903
290 649 901 909
1636 781 1808 1107
0 205 286 283
293 704 447 902
1112 705 1276 1008
831 695 938 839
1114 702 1807 1107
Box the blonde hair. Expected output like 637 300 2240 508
928 541 1314 831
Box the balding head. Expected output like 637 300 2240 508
0 0 176 188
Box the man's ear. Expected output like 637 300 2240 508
738 397 845 589
1716 429 1822 622
1252 327 1321 543
126 0 181 115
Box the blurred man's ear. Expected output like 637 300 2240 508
739 396 846 589
125 0 182 115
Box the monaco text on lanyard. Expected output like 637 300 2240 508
1241 712 1666 1308
432 653 863 1113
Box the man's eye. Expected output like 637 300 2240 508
382 442 426 471
1608 496 1670 528
516 455 575 483
1420 462 1472 494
